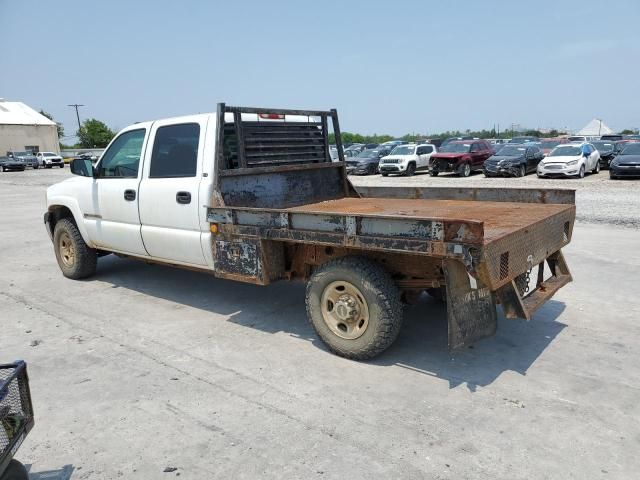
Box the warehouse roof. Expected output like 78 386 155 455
0 99 56 126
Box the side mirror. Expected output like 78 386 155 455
70 158 95 177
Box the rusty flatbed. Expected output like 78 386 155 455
286 197 574 244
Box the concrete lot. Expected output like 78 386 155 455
1 168 639 479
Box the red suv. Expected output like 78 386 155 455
429 140 494 177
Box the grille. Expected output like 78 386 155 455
545 164 564 170
0 361 33 466
382 159 400 164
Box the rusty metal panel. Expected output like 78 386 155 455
444 259 497 350
359 218 444 240
219 166 344 209
355 186 576 205
235 210 282 228
290 213 345 232
477 206 575 290
215 239 261 278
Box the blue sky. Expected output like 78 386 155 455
2 0 639 139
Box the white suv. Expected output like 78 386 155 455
378 143 436 176
36 152 64 169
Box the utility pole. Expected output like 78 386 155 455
67 104 85 131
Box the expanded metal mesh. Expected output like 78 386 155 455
0 363 32 464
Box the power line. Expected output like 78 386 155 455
67 104 85 131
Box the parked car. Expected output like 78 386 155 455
508 136 540 144
599 134 623 141
343 149 360 159
346 148 391 175
74 152 99 162
379 140 408 149
440 136 476 147
609 142 640 179
0 155 26 172
36 151 65 168
540 138 568 155
428 140 493 177
378 143 437 176
566 135 597 142
537 142 600 178
344 144 366 154
7 151 38 169
484 144 544 177
591 141 617 168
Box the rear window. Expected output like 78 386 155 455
150 123 200 178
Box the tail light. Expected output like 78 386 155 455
258 113 285 120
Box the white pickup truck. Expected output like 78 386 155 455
45 103 575 360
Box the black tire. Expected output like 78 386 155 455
592 161 600 174
405 162 416 176
458 162 471 177
381 173 388 177
1 459 29 480
53 218 97 279
429 170 438 177
60 164 65 168
577 165 585 179
518 164 526 177
610 173 617 180
306 257 403 360
33 164 38 169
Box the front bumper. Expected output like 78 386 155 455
430 159 459 173
379 164 406 173
1 163 26 170
537 164 580 177
484 163 521 177
347 164 376 175
610 165 640 177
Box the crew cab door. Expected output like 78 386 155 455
138 116 208 266
85 127 149 256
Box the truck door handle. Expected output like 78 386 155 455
176 191 191 204
124 189 136 201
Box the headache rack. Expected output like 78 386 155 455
215 103 346 173
0 361 34 477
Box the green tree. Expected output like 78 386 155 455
39 109 64 139
620 129 637 135
77 119 115 148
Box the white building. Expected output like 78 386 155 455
0 99 60 154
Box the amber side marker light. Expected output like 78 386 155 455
210 223 219 234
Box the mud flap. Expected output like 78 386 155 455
444 259 497 350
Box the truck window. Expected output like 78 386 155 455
97 129 146 178
149 123 199 178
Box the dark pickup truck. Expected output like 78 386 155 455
47 104 575 360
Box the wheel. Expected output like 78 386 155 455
405 163 416 176
33 164 38 169
518 164 526 177
577 165 585 178
53 218 97 279
306 257 403 360
592 161 600 174
458 162 471 177
1 166 5 172
60 164 65 168
381 173 388 177
429 171 438 177
1 459 29 480
610 173 617 180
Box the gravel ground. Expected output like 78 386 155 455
350 170 640 228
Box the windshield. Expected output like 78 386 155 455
541 141 561 149
509 137 537 144
390 145 416 155
620 143 640 155
592 142 614 152
43 152 56 157
14 151 30 156
549 146 581 157
496 146 526 156
439 143 470 153
357 149 379 158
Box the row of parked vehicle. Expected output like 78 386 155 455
0 151 65 171
337 134 640 180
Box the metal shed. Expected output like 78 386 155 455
0 99 60 154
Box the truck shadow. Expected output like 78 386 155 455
95 256 566 391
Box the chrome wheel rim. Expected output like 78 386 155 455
59 232 75 268
320 281 370 340
464 164 470 176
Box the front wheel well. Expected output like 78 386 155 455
47 205 76 237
